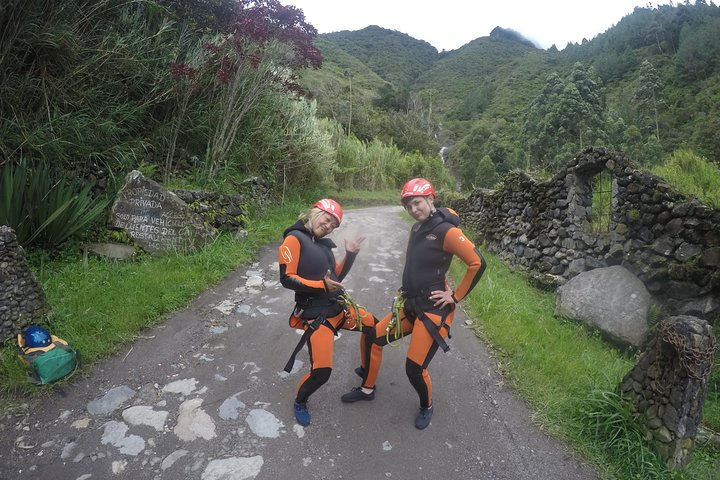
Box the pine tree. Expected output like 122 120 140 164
566 62 605 147
522 64 605 170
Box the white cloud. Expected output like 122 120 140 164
286 0 670 51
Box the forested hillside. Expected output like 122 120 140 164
2 0 719 249
322 25 438 87
304 2 720 190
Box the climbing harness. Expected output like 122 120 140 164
283 312 338 373
284 292 362 373
386 291 452 352
416 309 451 353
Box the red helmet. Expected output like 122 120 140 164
400 178 435 202
313 198 343 225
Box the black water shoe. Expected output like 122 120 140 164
341 387 375 403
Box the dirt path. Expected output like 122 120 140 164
0 206 599 480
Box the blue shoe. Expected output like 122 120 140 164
354 366 365 378
341 386 375 403
294 401 310 426
415 405 433 430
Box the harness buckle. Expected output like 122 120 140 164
306 316 325 331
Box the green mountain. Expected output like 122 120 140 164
413 36 551 118
301 2 720 188
320 25 439 87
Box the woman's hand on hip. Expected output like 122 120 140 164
430 289 455 308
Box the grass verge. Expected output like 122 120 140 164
0 198 307 402
452 250 720 479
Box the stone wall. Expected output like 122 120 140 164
173 190 246 233
620 315 716 469
452 146 720 322
0 226 50 340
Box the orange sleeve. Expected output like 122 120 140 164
442 227 485 302
334 254 345 278
278 235 326 292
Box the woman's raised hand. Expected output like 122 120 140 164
345 235 366 253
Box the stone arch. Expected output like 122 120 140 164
564 149 623 237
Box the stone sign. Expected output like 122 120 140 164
110 171 216 254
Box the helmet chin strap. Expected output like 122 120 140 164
426 196 436 213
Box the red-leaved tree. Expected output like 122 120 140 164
167 0 323 179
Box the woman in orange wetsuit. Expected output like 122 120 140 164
341 179 486 430
279 198 376 427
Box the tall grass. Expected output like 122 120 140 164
276 97 336 191
327 119 454 192
576 389 671 478
335 133 369 189
0 1 173 173
652 149 720 208
220 95 337 197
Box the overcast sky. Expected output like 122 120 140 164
285 0 672 51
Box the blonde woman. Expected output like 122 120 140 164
279 199 376 426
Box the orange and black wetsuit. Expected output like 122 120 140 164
279 220 375 404
360 208 485 409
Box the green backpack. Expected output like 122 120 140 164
18 334 79 384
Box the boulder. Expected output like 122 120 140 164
555 265 651 348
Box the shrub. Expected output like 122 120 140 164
0 161 110 248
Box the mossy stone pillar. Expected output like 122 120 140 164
620 315 716 469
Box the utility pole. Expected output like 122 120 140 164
344 69 353 135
